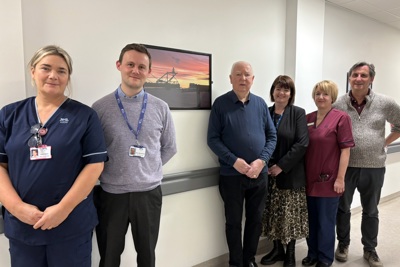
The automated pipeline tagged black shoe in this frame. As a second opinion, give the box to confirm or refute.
[302,257,317,266]
[260,240,285,265]
[283,239,296,267]
[315,262,331,267]
[247,261,258,267]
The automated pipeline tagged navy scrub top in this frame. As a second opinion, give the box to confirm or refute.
[0,97,107,245]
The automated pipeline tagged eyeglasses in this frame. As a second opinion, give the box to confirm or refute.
[28,123,47,147]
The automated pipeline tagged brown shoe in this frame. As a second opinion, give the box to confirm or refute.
[334,242,348,262]
[363,250,383,267]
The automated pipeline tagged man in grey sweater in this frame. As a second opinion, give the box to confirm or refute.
[92,43,177,267]
[333,62,400,267]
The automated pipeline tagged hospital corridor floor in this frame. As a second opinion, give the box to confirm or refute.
[195,194,400,267]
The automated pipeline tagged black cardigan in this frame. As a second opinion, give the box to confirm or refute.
[269,104,309,189]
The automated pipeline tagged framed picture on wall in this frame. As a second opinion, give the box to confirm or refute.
[144,44,212,110]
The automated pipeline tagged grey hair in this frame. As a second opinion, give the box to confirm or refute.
[348,61,375,79]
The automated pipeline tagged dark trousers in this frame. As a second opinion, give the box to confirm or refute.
[219,173,268,267]
[336,167,385,251]
[306,196,339,265]
[9,231,93,267]
[94,186,162,267]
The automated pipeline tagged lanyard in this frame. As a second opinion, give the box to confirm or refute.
[271,108,284,129]
[114,89,148,141]
[275,113,283,129]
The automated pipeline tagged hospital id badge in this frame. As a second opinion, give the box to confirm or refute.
[129,145,146,158]
[30,145,52,160]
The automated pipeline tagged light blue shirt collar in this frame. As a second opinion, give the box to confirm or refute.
[117,85,144,99]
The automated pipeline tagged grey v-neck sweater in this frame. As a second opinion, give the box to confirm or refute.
[334,90,400,168]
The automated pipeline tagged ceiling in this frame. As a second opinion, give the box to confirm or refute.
[326,0,400,30]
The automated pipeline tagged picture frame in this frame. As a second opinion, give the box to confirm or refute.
[144,44,212,110]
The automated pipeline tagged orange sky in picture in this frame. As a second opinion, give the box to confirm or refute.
[147,48,210,89]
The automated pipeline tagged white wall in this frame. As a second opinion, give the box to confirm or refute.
[322,3,400,99]
[290,0,326,113]
[0,1,27,265]
[2,1,400,266]
[0,0,25,107]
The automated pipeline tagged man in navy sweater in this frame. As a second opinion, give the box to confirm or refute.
[207,61,276,267]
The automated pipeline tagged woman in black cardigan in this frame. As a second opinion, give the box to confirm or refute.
[261,75,309,266]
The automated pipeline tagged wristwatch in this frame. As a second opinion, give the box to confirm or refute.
[260,159,266,166]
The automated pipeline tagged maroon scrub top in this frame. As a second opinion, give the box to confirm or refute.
[305,108,355,197]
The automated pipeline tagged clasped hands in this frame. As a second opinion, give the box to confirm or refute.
[12,202,69,231]
[233,158,264,179]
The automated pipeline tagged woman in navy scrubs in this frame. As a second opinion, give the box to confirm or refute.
[0,45,108,267]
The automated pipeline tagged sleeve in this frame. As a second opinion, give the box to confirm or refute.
[0,106,9,163]
[81,109,108,164]
[160,106,177,165]
[278,107,309,173]
[337,113,355,149]
[207,99,237,166]
[386,97,400,133]
[259,102,277,163]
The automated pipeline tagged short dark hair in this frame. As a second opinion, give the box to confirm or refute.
[118,43,152,68]
[348,62,375,79]
[269,75,296,106]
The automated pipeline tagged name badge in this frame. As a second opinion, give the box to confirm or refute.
[307,122,315,126]
[129,145,146,158]
[30,146,52,160]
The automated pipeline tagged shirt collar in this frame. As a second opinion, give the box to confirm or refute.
[349,89,370,103]
[229,90,251,103]
[117,85,144,99]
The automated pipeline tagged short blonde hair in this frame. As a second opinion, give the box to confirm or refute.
[29,45,73,96]
[312,80,338,103]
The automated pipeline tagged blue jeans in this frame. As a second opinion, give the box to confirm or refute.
[219,173,268,267]
[336,167,385,251]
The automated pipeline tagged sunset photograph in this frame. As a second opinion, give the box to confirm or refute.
[144,45,212,109]
[146,47,210,88]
